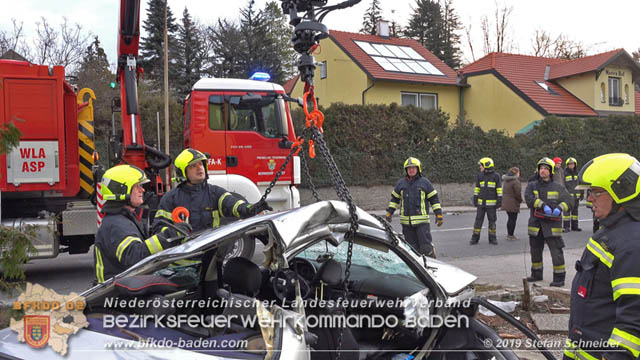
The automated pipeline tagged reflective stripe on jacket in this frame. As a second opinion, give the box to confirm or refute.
[566,210,640,360]
[386,176,442,226]
[524,179,572,238]
[565,167,583,199]
[152,182,249,233]
[474,170,502,207]
[94,208,166,283]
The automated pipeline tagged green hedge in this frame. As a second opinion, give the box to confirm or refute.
[292,103,640,186]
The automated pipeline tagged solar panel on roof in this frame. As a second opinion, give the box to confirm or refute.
[353,40,444,76]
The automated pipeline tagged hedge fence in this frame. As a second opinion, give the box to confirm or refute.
[291,103,640,187]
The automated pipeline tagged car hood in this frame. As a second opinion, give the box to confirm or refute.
[83,201,476,297]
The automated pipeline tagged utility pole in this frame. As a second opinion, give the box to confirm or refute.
[163,0,170,187]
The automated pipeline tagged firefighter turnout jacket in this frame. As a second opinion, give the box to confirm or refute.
[565,167,583,200]
[153,182,251,233]
[387,176,442,226]
[94,208,170,283]
[474,170,503,207]
[565,210,640,360]
[525,178,572,238]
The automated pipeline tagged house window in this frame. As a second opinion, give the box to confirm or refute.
[535,81,558,95]
[609,77,622,106]
[625,84,630,104]
[600,83,606,103]
[401,92,438,110]
[320,61,327,79]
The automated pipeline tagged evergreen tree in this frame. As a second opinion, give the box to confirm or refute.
[441,0,461,68]
[209,19,247,79]
[263,1,296,80]
[361,0,382,35]
[405,0,462,69]
[76,36,117,140]
[140,0,180,88]
[177,7,204,96]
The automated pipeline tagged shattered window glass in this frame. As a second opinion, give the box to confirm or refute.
[298,240,418,280]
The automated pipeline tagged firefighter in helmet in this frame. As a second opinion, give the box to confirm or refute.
[152,148,272,234]
[386,157,443,258]
[524,157,572,287]
[470,157,502,245]
[94,165,189,283]
[563,157,583,232]
[564,153,640,360]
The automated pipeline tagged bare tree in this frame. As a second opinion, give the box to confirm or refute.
[464,23,476,62]
[530,29,590,59]
[32,17,91,73]
[0,19,30,58]
[479,1,514,55]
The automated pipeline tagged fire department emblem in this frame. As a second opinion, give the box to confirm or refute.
[268,159,276,171]
[24,315,50,348]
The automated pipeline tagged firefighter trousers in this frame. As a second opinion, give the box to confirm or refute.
[402,223,434,257]
[529,232,566,276]
[472,206,497,242]
[563,198,580,230]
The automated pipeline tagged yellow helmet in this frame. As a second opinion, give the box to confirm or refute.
[478,157,494,169]
[575,153,640,204]
[174,148,208,182]
[566,157,578,167]
[537,157,555,175]
[404,157,422,174]
[100,165,149,201]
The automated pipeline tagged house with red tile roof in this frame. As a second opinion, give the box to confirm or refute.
[459,49,640,135]
[287,27,462,121]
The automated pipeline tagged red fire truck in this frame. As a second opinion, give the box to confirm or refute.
[184,77,300,211]
[0,59,99,259]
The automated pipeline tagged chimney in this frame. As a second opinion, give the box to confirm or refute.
[376,20,390,38]
[544,65,551,81]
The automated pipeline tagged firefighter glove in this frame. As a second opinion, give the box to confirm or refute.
[543,205,553,215]
[497,198,502,208]
[248,199,273,216]
[436,214,444,227]
[160,222,192,239]
[472,195,478,207]
[579,193,584,201]
[385,212,392,223]
[552,207,562,216]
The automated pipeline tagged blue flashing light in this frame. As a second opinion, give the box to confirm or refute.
[249,72,271,81]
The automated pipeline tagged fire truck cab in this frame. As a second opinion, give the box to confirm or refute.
[184,78,301,211]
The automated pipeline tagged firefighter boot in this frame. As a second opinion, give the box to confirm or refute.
[571,220,582,232]
[550,272,565,287]
[526,269,543,282]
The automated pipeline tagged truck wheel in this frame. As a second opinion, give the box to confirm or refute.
[222,235,256,264]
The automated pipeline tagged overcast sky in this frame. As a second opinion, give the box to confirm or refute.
[2,0,638,69]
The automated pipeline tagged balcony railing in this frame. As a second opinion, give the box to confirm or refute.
[609,97,624,107]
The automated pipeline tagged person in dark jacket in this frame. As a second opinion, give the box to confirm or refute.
[152,148,272,234]
[564,153,640,360]
[386,157,443,258]
[563,157,583,232]
[502,167,523,241]
[553,157,565,186]
[470,157,502,245]
[525,157,572,287]
[94,165,188,283]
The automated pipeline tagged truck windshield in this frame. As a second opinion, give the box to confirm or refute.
[229,94,288,138]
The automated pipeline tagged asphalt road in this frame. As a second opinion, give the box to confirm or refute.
[0,205,595,303]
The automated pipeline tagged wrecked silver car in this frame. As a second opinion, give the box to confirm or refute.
[0,201,555,359]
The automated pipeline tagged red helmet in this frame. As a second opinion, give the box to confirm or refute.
[553,157,562,165]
